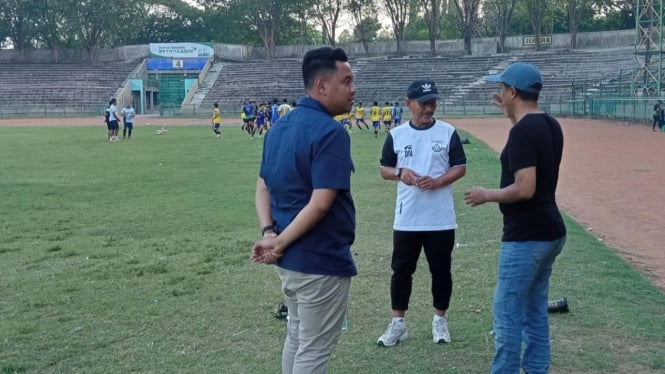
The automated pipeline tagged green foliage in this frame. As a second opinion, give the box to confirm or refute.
[0,0,639,50]
[404,16,429,41]
[0,123,663,373]
[353,17,382,42]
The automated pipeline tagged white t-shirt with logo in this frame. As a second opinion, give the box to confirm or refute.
[380,120,467,231]
[109,104,119,121]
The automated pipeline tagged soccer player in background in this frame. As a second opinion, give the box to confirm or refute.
[393,101,403,126]
[371,101,381,138]
[121,101,135,139]
[243,99,257,139]
[278,98,292,117]
[211,102,222,138]
[354,102,369,131]
[255,103,267,137]
[270,98,280,127]
[382,101,393,133]
[107,98,120,142]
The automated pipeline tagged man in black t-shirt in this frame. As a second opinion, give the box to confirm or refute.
[464,62,566,374]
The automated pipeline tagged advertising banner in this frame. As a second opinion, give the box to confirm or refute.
[149,43,214,58]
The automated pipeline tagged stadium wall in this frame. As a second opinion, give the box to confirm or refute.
[0,29,635,64]
[262,29,635,59]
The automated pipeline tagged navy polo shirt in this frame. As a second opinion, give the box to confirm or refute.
[259,96,357,277]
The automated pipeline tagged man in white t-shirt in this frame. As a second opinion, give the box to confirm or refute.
[107,98,120,142]
[377,79,467,347]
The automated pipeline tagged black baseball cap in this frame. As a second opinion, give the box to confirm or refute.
[407,79,441,103]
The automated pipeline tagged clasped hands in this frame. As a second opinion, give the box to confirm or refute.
[251,232,283,265]
[400,168,438,191]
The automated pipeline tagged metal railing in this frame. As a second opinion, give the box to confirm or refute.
[0,97,660,125]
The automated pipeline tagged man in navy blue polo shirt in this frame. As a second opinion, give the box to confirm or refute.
[252,46,357,374]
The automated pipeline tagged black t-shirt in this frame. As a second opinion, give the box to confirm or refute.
[499,113,566,241]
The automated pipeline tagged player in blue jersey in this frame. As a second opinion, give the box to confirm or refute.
[270,98,280,129]
[243,99,257,139]
[256,103,268,137]
[393,101,403,126]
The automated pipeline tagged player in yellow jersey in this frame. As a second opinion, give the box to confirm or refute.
[354,102,370,131]
[370,101,381,138]
[211,102,222,138]
[333,113,347,124]
[382,101,393,133]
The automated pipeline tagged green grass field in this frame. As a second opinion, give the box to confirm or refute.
[1,124,664,374]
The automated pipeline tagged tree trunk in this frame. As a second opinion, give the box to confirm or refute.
[568,0,578,49]
[464,33,472,55]
[498,33,507,53]
[52,44,60,63]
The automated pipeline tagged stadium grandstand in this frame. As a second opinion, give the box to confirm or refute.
[0,62,137,117]
[0,29,654,122]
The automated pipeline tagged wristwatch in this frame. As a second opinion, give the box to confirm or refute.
[262,224,277,235]
[394,167,402,178]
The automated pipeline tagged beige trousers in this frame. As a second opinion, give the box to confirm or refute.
[276,267,351,374]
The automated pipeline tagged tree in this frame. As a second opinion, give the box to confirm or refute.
[526,0,549,50]
[451,0,481,55]
[312,0,345,46]
[485,0,517,53]
[129,0,209,44]
[0,0,35,51]
[33,0,66,61]
[419,0,448,54]
[567,0,584,48]
[383,0,409,56]
[228,0,298,59]
[348,0,376,55]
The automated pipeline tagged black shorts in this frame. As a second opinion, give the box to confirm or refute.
[124,121,133,130]
[107,120,119,131]
[243,117,255,123]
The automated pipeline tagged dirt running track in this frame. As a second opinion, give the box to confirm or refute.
[452,117,665,292]
[1,116,664,291]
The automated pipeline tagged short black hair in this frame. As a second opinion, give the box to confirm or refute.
[302,47,349,89]
[503,83,540,102]
[214,102,219,108]
[109,98,116,105]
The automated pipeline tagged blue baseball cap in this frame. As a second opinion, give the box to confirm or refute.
[484,62,542,93]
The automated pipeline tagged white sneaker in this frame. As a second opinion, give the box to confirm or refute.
[432,315,451,343]
[377,320,408,347]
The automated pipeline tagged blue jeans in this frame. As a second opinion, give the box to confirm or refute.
[491,237,566,374]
